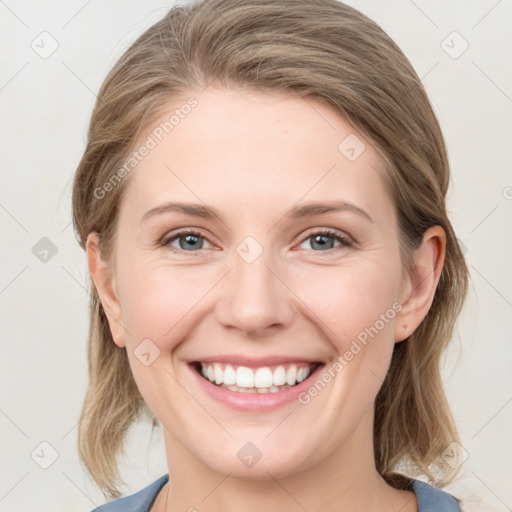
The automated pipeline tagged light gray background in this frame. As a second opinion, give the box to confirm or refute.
[0,1,511,511]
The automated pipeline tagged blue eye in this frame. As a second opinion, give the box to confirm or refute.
[162,230,212,251]
[299,230,353,251]
[161,229,353,253]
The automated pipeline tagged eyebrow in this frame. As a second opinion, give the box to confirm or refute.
[140,200,373,224]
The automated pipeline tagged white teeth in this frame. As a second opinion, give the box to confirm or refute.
[223,364,236,385]
[273,365,287,385]
[254,367,273,388]
[222,383,292,393]
[199,362,315,390]
[236,366,255,388]
[297,367,311,383]
[214,363,223,385]
[286,365,297,386]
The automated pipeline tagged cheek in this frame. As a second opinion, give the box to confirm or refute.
[117,256,222,348]
[292,262,402,412]
[118,262,206,413]
[292,260,401,353]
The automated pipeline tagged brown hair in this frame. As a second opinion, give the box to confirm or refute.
[72,0,469,499]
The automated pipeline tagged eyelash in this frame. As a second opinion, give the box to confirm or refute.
[160,228,354,254]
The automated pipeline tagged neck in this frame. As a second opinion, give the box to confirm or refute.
[158,412,417,512]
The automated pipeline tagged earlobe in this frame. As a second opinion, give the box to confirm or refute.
[86,232,126,348]
[394,226,446,343]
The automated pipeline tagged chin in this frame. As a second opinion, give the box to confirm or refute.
[201,442,314,482]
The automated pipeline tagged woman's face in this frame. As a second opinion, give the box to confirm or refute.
[89,88,421,480]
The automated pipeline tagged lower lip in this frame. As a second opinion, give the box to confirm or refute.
[189,363,325,412]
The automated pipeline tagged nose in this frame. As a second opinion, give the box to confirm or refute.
[215,245,296,336]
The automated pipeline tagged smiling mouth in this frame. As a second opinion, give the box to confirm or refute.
[190,361,323,393]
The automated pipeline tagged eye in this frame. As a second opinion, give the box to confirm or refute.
[298,229,354,252]
[161,229,213,252]
[161,228,354,254]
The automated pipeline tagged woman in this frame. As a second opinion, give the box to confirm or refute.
[71,0,469,510]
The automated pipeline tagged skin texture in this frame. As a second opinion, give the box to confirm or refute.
[87,88,445,512]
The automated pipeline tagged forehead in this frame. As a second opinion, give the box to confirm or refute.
[120,88,393,225]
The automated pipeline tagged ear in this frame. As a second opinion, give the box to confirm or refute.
[86,232,126,348]
[394,225,446,343]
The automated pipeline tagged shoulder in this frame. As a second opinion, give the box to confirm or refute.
[413,479,462,512]
[90,474,169,512]
[89,474,460,512]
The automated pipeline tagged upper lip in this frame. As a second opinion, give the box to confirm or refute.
[189,355,323,368]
